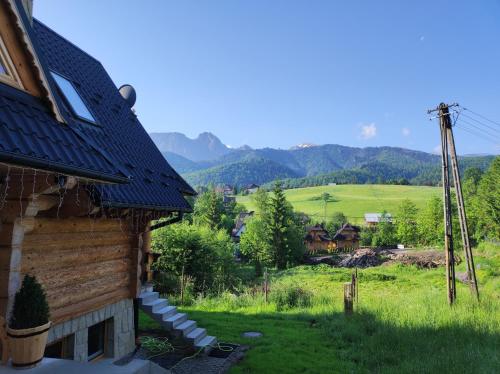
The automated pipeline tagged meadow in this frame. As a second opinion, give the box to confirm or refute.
[236,184,442,223]
[140,243,500,374]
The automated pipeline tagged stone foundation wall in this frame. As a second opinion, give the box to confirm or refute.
[47,298,135,362]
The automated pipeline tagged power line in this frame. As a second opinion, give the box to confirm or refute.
[454,123,499,145]
[456,118,500,140]
[454,110,500,134]
[462,107,500,128]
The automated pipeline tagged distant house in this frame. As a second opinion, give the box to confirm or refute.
[332,224,361,250]
[244,184,260,194]
[365,213,393,226]
[215,184,234,195]
[231,211,255,242]
[304,224,335,254]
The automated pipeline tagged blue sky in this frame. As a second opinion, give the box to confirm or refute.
[35,1,500,154]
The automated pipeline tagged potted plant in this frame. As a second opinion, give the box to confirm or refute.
[7,275,51,369]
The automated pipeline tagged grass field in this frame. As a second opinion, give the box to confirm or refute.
[236,184,442,223]
[139,243,500,373]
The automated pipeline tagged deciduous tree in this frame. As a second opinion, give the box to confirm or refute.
[396,199,419,246]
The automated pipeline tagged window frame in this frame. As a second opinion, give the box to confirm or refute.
[0,35,24,90]
[87,320,106,362]
[50,70,98,125]
[44,334,75,360]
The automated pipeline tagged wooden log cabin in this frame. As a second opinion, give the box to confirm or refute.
[0,0,195,362]
[304,224,335,254]
[332,223,361,250]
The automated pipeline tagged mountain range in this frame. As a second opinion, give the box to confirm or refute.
[149,132,232,162]
[150,132,495,188]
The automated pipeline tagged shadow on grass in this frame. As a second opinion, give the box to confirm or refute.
[161,309,500,374]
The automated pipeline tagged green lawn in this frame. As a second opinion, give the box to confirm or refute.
[236,184,441,223]
[139,243,500,373]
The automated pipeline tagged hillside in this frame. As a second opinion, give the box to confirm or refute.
[266,155,496,189]
[183,156,300,186]
[237,184,442,223]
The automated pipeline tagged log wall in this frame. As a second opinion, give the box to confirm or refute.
[20,217,136,324]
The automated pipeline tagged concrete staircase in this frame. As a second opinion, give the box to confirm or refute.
[138,285,217,353]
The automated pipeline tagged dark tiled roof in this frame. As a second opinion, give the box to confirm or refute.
[0,17,195,211]
[332,223,361,240]
[0,70,126,183]
[305,224,327,232]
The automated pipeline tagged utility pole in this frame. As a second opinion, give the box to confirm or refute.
[428,103,479,304]
[439,103,456,304]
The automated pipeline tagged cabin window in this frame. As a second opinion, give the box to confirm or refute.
[50,71,96,123]
[87,320,106,361]
[44,334,75,360]
[0,36,23,89]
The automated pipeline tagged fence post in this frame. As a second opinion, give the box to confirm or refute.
[344,282,353,315]
[264,268,269,304]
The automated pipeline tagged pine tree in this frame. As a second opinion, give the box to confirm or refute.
[269,182,289,269]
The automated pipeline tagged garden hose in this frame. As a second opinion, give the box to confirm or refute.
[140,335,236,366]
[139,336,175,359]
[213,342,235,352]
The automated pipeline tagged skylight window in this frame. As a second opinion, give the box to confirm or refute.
[51,71,96,123]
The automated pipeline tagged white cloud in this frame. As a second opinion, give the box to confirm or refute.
[360,123,377,140]
[432,145,441,154]
[402,128,411,137]
[420,36,425,42]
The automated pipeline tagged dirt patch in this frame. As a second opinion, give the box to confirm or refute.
[385,250,461,269]
[305,248,456,269]
[338,248,383,268]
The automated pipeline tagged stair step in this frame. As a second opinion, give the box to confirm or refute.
[155,306,177,321]
[186,328,207,345]
[163,313,187,329]
[138,291,159,305]
[176,320,197,336]
[195,335,217,351]
[138,286,218,353]
[143,298,168,313]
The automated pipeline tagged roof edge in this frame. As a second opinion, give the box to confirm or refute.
[7,0,65,123]
[0,151,130,184]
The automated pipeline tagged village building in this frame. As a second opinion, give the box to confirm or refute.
[243,184,260,194]
[215,184,234,195]
[304,224,335,254]
[231,211,254,243]
[364,213,393,226]
[0,0,214,366]
[332,223,361,250]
